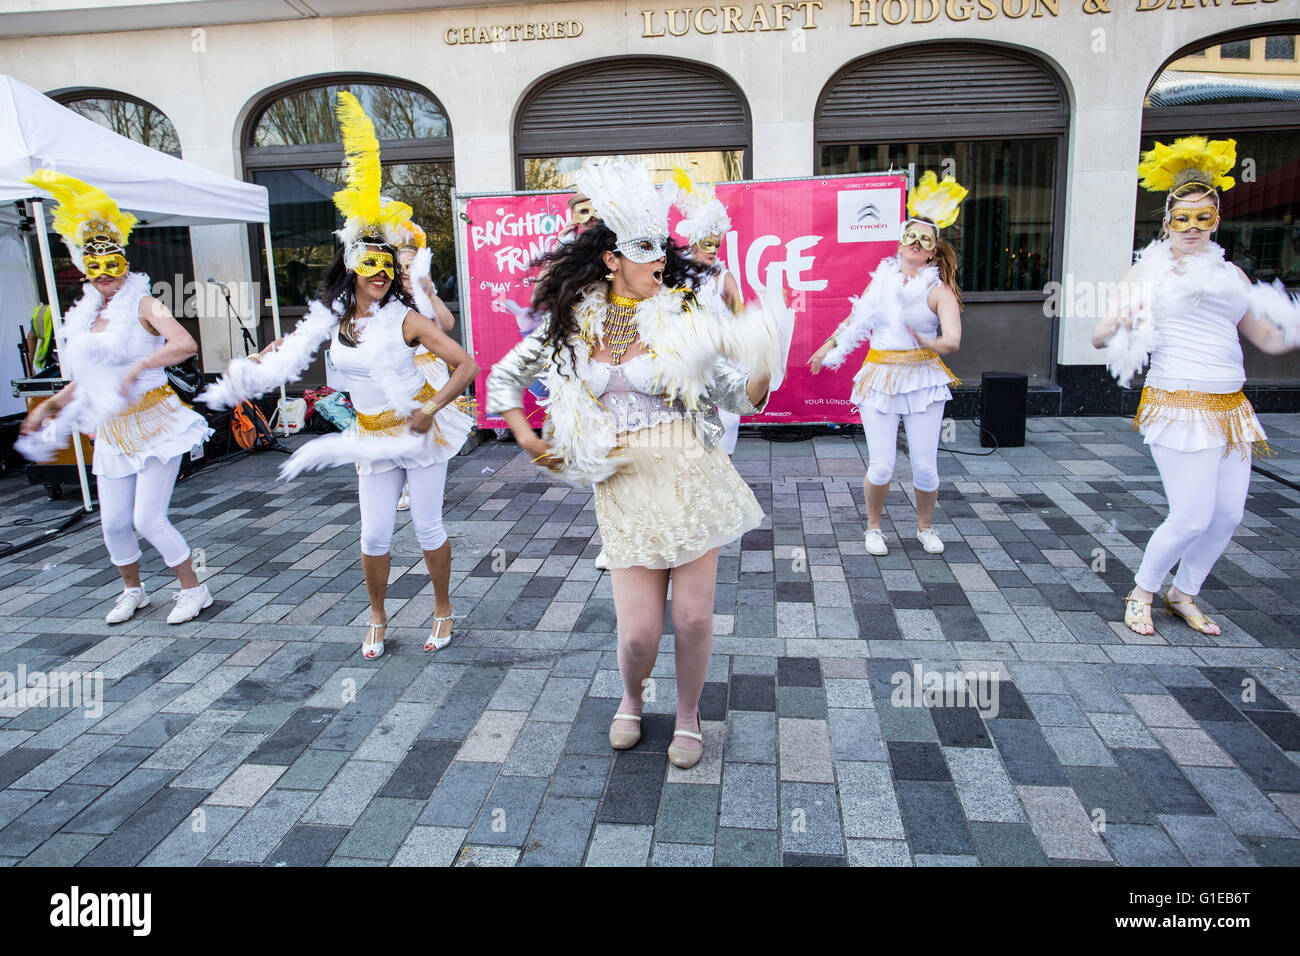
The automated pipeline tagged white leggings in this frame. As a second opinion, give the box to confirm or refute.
[358,462,449,557]
[860,401,946,492]
[96,455,191,568]
[1134,443,1252,596]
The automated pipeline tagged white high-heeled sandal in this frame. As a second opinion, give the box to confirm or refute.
[425,608,453,652]
[362,622,386,661]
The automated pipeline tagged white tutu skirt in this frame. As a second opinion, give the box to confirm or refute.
[93,385,213,479]
[852,353,956,416]
[1135,386,1268,457]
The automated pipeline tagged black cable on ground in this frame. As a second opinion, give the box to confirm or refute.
[941,417,1000,457]
[0,505,90,560]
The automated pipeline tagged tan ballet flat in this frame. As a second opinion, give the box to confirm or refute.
[668,717,704,769]
[609,712,642,750]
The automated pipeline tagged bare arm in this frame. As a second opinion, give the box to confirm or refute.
[915,286,962,355]
[120,296,199,397]
[403,310,478,435]
[722,272,742,314]
[19,381,76,434]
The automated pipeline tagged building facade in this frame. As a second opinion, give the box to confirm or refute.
[2,0,1296,413]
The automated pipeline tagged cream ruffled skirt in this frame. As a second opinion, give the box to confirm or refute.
[594,417,763,570]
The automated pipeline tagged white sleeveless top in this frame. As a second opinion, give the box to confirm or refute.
[869,273,941,351]
[1144,250,1249,394]
[329,326,426,414]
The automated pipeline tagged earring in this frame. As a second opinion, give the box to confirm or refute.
[604,272,615,281]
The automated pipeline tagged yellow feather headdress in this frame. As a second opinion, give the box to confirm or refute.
[671,167,731,246]
[1137,136,1236,196]
[23,169,136,272]
[333,91,411,266]
[906,171,968,231]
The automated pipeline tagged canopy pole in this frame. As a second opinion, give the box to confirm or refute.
[31,199,92,513]
[262,221,287,410]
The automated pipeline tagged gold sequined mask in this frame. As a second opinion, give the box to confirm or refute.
[571,201,596,224]
[1167,207,1219,233]
[84,253,129,279]
[697,237,722,255]
[900,226,937,251]
[355,250,395,279]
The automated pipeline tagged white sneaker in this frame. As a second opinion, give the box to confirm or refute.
[397,483,410,511]
[916,528,945,554]
[864,529,888,556]
[106,588,148,624]
[594,549,610,571]
[167,584,213,624]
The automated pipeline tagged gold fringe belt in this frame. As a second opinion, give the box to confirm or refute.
[355,381,453,446]
[1134,387,1271,458]
[100,383,183,454]
[415,352,458,374]
[853,348,961,400]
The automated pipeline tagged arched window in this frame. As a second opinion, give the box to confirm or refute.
[1139,27,1300,286]
[514,57,751,188]
[242,76,456,315]
[816,44,1069,383]
[817,44,1068,295]
[42,90,194,319]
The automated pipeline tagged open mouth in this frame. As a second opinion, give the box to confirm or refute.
[652,268,664,283]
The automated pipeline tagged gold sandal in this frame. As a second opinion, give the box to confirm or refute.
[1123,589,1154,636]
[1163,592,1219,635]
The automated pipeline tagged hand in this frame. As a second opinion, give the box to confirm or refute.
[521,434,564,472]
[408,407,435,435]
[119,361,143,399]
[19,405,47,436]
[807,342,831,375]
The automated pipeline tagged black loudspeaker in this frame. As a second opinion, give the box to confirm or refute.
[980,371,1028,448]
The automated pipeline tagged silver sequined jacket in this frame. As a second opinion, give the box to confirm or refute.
[486,326,767,452]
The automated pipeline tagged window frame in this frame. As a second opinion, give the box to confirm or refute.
[239,73,455,319]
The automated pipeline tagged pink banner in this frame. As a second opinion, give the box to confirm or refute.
[463,174,907,428]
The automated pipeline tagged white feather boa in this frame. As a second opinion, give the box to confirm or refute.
[198,299,339,409]
[408,247,437,319]
[823,258,936,369]
[1106,240,1246,388]
[537,283,794,486]
[278,431,433,481]
[15,274,151,463]
[352,299,423,416]
[1249,279,1300,349]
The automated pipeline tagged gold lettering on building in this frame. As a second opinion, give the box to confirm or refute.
[642,2,821,36]
[444,19,584,43]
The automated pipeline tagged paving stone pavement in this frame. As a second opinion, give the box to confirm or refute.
[1,414,1299,867]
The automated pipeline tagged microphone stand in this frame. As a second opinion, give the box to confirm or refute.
[207,279,289,456]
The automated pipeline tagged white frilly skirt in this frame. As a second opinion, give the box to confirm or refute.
[93,383,213,479]
[853,360,955,416]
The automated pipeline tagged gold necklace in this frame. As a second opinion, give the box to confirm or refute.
[602,293,642,365]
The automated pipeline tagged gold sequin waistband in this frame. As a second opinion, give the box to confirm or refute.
[1134,387,1271,458]
[356,382,437,433]
[863,347,942,366]
[100,383,183,454]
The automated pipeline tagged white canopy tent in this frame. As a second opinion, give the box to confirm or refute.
[0,74,283,511]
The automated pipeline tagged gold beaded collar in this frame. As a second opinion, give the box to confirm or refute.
[599,293,645,365]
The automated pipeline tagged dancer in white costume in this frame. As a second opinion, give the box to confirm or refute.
[18,172,214,625]
[488,158,794,769]
[200,93,478,660]
[808,171,966,556]
[673,168,744,455]
[1092,136,1300,637]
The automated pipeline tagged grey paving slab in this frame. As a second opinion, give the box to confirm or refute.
[1,420,1298,867]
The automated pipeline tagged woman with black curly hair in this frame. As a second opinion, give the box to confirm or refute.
[200,92,477,661]
[487,158,793,769]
